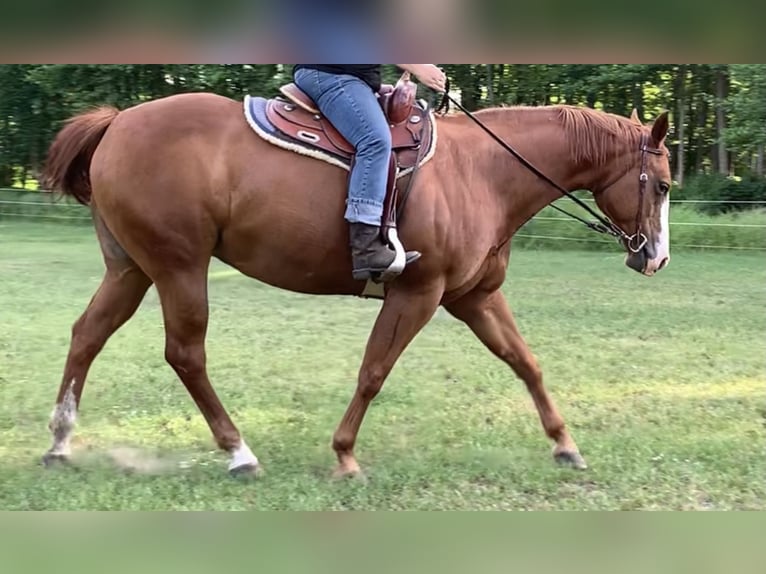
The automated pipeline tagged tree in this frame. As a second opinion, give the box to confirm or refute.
[1,64,764,191]
[673,65,688,186]
[724,65,766,177]
[714,65,730,175]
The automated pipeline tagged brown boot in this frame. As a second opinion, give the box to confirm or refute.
[349,223,420,281]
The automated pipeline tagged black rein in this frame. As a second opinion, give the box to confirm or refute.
[435,82,664,250]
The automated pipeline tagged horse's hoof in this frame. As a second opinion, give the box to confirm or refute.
[229,462,261,479]
[332,465,366,482]
[333,470,367,484]
[554,450,588,470]
[42,452,71,468]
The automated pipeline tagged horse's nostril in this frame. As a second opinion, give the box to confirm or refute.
[658,257,669,271]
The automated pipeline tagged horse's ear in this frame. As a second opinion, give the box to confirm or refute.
[630,108,642,125]
[651,111,670,144]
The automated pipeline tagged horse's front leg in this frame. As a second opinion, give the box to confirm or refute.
[332,282,444,478]
[446,288,587,469]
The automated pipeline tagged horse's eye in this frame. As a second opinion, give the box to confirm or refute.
[658,182,670,195]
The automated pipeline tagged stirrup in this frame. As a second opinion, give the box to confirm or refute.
[376,227,408,283]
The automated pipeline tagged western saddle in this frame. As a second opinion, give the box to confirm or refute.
[273,71,431,172]
[244,71,436,288]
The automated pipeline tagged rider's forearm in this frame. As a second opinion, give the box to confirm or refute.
[395,65,447,92]
[396,65,427,76]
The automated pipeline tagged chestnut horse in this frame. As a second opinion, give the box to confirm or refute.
[42,92,671,478]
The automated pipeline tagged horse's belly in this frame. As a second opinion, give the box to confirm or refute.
[221,252,363,296]
[215,203,363,296]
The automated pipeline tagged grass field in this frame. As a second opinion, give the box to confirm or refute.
[0,222,764,510]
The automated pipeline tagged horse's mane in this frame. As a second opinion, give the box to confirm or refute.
[468,104,645,168]
[556,105,643,167]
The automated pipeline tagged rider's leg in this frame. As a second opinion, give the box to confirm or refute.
[294,68,419,280]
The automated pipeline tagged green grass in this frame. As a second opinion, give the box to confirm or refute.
[0,221,764,510]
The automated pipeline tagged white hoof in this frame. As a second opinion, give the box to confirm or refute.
[46,382,77,464]
[228,441,260,476]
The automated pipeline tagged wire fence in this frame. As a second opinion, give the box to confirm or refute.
[564,198,766,205]
[532,216,766,229]
[514,233,766,251]
[2,191,766,251]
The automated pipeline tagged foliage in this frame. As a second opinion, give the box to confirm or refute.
[723,65,766,169]
[676,173,766,214]
[1,64,765,189]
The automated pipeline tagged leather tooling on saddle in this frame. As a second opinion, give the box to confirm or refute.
[243,79,437,178]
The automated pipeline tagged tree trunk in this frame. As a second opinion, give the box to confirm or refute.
[0,115,12,187]
[693,66,711,173]
[485,64,495,106]
[685,88,696,176]
[0,164,12,187]
[632,81,644,121]
[757,144,764,177]
[715,66,729,175]
[694,96,708,173]
[674,65,687,187]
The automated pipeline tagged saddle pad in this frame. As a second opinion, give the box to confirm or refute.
[244,95,355,172]
[243,95,439,178]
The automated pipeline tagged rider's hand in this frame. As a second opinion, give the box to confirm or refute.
[398,65,447,93]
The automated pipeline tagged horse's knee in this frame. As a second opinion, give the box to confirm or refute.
[523,361,543,385]
[357,365,386,402]
[500,347,542,384]
[165,339,205,378]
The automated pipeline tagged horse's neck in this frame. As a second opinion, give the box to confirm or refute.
[476,108,600,236]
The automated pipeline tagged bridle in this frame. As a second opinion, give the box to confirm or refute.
[436,86,665,253]
[628,133,665,253]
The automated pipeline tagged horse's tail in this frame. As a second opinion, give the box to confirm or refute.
[42,106,120,206]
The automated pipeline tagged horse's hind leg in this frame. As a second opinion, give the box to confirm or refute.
[446,289,587,470]
[153,268,259,476]
[43,262,152,465]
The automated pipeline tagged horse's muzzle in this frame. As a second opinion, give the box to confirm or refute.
[625,249,647,274]
[625,242,669,276]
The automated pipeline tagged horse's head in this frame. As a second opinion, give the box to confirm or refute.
[593,110,672,276]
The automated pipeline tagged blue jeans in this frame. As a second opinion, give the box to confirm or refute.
[294,68,391,226]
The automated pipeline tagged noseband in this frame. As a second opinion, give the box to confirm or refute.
[438,87,665,251]
[627,134,665,253]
